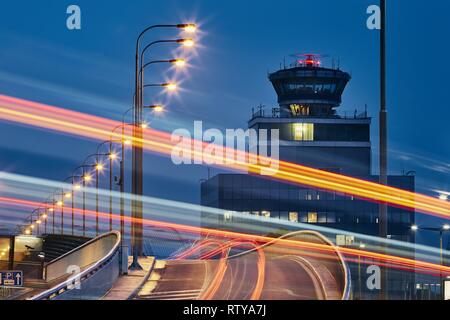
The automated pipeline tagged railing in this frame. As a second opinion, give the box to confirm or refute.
[30,231,121,300]
[250,107,369,120]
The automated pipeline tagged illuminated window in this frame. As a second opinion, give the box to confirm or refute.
[290,104,309,116]
[289,212,298,222]
[224,211,233,221]
[261,211,271,218]
[307,212,318,223]
[293,123,314,141]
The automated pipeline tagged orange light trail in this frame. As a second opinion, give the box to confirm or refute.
[0,95,449,218]
[180,240,265,300]
[1,195,449,277]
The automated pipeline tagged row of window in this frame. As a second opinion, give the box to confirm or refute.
[221,187,353,201]
[225,211,335,223]
[286,83,337,94]
[223,210,413,224]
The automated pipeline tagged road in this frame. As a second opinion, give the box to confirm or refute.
[135,231,348,300]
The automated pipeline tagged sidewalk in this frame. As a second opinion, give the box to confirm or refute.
[101,256,155,300]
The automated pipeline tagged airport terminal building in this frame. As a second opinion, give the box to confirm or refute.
[200,55,416,299]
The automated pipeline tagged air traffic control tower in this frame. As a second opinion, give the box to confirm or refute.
[201,55,415,299]
[250,54,370,175]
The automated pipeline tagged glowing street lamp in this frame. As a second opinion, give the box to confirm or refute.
[163,82,178,91]
[153,105,164,113]
[179,38,195,47]
[172,58,186,68]
[109,152,117,160]
[179,23,197,33]
[95,163,104,171]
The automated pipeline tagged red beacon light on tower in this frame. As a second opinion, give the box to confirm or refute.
[292,53,324,68]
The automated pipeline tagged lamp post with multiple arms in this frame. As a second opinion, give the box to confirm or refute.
[411,223,450,297]
[131,23,195,270]
[17,23,197,272]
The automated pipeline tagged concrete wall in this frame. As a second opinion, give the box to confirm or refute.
[45,233,118,282]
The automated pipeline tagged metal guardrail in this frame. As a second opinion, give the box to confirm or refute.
[29,231,121,300]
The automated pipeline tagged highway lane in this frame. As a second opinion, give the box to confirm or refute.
[136,231,348,300]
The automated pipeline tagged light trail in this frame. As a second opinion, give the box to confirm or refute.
[197,241,229,300]
[1,170,449,265]
[0,194,449,277]
[0,95,449,218]
[179,239,265,300]
[1,171,433,256]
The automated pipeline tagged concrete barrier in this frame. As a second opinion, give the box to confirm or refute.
[30,231,121,300]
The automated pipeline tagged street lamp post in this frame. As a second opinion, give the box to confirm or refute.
[110,122,131,242]
[110,106,163,243]
[379,0,389,300]
[72,160,100,237]
[411,224,450,298]
[62,176,76,236]
[97,141,118,233]
[131,23,196,270]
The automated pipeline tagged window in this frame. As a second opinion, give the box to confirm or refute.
[327,212,336,223]
[280,211,289,220]
[224,211,233,222]
[289,212,298,223]
[299,212,308,223]
[293,123,314,141]
[0,238,10,262]
[290,104,309,116]
[307,212,318,223]
[318,212,327,223]
[261,211,271,218]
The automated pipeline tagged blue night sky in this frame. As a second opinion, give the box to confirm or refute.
[0,0,449,245]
